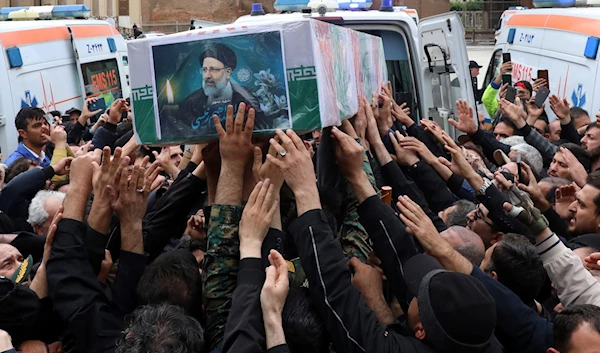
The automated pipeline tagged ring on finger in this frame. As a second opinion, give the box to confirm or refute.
[279,149,287,157]
[136,188,144,194]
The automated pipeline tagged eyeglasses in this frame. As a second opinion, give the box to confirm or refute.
[202,67,226,74]
[475,206,494,227]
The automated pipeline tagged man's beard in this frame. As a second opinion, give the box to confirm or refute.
[204,75,229,98]
[588,145,600,160]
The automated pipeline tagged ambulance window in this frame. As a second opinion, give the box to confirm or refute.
[80,59,123,104]
[360,29,418,120]
[484,49,503,88]
[122,56,129,67]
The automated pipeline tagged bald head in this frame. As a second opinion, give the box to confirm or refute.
[440,226,485,266]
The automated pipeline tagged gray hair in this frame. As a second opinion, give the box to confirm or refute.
[27,190,65,227]
[442,226,485,266]
[445,200,477,227]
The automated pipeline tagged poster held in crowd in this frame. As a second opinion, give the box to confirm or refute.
[150,31,291,141]
[129,19,387,145]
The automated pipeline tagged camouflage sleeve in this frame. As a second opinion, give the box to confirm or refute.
[338,148,377,263]
[202,204,243,352]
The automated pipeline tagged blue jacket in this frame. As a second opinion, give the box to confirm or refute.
[4,143,50,168]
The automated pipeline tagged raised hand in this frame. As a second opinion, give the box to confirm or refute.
[185,209,206,240]
[92,147,124,201]
[526,97,545,121]
[549,95,571,122]
[261,250,290,316]
[560,147,588,188]
[267,129,320,215]
[396,195,440,251]
[391,102,413,127]
[499,62,512,74]
[378,88,393,130]
[555,184,577,221]
[51,156,73,176]
[215,103,255,169]
[351,96,368,144]
[152,147,179,179]
[450,99,477,135]
[419,119,444,144]
[267,129,316,195]
[29,206,63,299]
[49,124,67,148]
[239,179,278,259]
[439,133,476,179]
[499,97,526,128]
[330,123,365,182]
[75,141,93,157]
[584,252,600,271]
[398,136,438,165]
[253,144,285,191]
[532,78,547,93]
[388,131,419,167]
[517,162,550,211]
[81,97,103,123]
[106,158,150,221]
[108,98,129,125]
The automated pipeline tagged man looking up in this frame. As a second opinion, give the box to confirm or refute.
[5,108,50,167]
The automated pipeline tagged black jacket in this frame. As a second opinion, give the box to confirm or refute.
[289,207,440,353]
[0,167,54,232]
[47,219,148,353]
[379,161,447,233]
[222,258,290,353]
[143,163,207,261]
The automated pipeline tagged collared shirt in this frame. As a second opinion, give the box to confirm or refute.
[22,145,46,164]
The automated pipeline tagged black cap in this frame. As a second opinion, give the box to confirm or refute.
[65,107,81,115]
[469,60,483,69]
[199,43,237,70]
[404,254,496,352]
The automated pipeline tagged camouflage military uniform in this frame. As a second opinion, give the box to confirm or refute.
[203,204,242,352]
[338,148,378,263]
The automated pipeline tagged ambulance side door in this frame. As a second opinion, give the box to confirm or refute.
[416,12,476,138]
[68,25,126,109]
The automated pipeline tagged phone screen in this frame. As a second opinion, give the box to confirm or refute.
[503,52,511,63]
[537,70,549,88]
[535,87,550,108]
[502,74,512,86]
[45,114,55,125]
[506,86,517,103]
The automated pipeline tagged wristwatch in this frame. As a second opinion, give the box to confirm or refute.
[476,178,493,196]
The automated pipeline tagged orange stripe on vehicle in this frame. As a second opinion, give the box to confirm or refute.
[404,9,417,14]
[545,15,600,37]
[69,25,120,38]
[505,14,549,27]
[0,26,69,47]
[506,14,600,37]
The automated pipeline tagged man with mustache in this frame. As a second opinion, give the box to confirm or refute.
[180,43,265,134]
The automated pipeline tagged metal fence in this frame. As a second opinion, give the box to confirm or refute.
[127,21,193,34]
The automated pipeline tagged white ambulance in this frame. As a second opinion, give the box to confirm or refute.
[0,5,130,162]
[238,0,476,138]
[485,0,600,120]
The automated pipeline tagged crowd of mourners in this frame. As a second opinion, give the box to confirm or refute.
[1,60,600,353]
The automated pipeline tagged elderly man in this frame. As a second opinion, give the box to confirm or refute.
[27,190,64,236]
[440,226,485,266]
[180,43,265,133]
